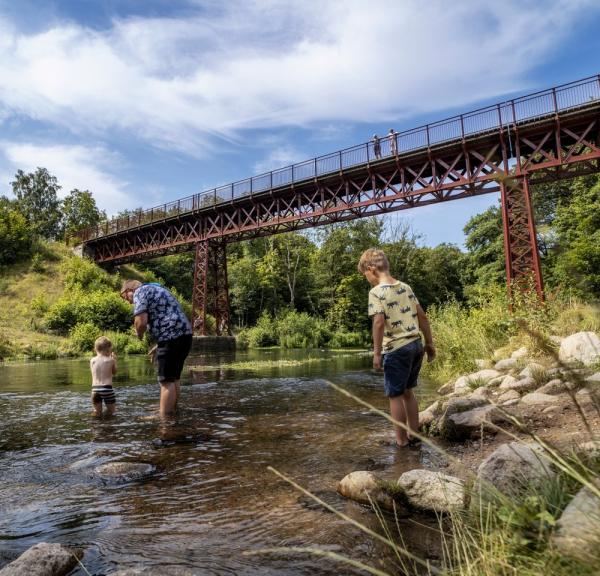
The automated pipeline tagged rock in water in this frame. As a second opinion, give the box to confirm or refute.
[397,469,464,513]
[337,471,393,510]
[559,332,600,366]
[0,543,82,576]
[553,486,600,562]
[472,442,555,504]
[94,462,155,483]
[110,569,196,576]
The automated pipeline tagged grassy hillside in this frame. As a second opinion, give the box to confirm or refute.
[0,242,182,360]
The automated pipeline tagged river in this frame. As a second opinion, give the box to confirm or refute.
[0,348,440,575]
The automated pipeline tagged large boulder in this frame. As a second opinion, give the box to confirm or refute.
[441,406,503,441]
[472,442,555,503]
[454,370,501,393]
[553,486,600,562]
[397,469,464,513]
[0,543,82,576]
[337,471,393,510]
[94,462,155,483]
[559,332,600,366]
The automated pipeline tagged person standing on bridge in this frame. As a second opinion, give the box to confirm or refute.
[120,280,193,417]
[372,134,382,159]
[388,128,398,156]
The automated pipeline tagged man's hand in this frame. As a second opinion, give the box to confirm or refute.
[424,343,436,363]
[147,345,157,364]
[373,351,383,372]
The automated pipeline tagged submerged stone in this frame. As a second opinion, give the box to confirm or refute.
[94,462,155,483]
[0,542,82,576]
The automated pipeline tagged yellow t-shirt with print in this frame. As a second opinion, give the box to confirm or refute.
[368,281,421,353]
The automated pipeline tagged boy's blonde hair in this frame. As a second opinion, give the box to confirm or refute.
[357,248,389,273]
[94,336,112,354]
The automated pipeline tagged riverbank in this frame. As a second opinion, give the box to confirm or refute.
[335,330,600,575]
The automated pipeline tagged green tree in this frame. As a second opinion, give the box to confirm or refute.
[61,189,105,240]
[11,168,62,239]
[0,197,33,264]
[552,176,600,297]
[463,205,505,287]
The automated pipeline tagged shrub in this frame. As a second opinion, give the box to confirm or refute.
[0,276,9,296]
[45,289,132,333]
[277,310,331,349]
[69,322,101,353]
[31,294,49,316]
[328,330,369,349]
[30,253,45,273]
[104,329,148,354]
[245,312,278,347]
[0,203,32,264]
[61,257,116,291]
[0,335,13,358]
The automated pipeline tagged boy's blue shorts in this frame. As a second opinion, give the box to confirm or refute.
[383,339,424,397]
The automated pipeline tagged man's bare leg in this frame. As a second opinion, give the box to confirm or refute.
[402,389,419,440]
[174,381,181,409]
[389,395,409,446]
[160,381,178,416]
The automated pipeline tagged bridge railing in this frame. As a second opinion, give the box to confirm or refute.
[75,75,600,243]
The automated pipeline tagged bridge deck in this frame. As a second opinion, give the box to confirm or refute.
[75,75,600,245]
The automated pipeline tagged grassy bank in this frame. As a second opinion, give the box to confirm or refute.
[0,242,172,360]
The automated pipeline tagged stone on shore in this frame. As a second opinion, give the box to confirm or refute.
[437,381,455,395]
[453,370,501,393]
[499,376,537,393]
[472,442,555,503]
[511,346,528,360]
[497,389,520,403]
[586,372,600,383]
[519,362,545,378]
[494,357,518,371]
[418,401,440,427]
[536,379,572,395]
[553,486,600,562]
[441,405,502,441]
[559,331,600,366]
[94,462,155,483]
[0,543,82,576]
[337,471,393,510]
[397,469,464,513]
[520,392,558,406]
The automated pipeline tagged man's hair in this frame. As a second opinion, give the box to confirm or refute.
[120,279,142,292]
[357,248,390,273]
[94,336,112,354]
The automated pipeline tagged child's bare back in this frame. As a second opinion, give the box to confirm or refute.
[91,336,117,416]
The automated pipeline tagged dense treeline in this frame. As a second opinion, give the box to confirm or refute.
[1,167,599,357]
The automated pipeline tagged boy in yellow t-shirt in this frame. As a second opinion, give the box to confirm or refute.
[358,248,436,448]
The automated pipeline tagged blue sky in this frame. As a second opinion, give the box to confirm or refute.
[1,0,599,246]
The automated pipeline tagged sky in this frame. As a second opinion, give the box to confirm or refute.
[1,0,599,247]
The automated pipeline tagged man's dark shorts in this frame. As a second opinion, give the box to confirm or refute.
[383,338,424,398]
[156,334,193,383]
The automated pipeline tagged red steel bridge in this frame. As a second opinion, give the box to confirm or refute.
[75,75,600,335]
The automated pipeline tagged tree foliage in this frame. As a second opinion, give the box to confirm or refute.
[11,168,62,239]
[0,197,33,264]
[61,189,105,240]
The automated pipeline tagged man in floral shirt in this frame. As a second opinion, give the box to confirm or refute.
[121,280,192,416]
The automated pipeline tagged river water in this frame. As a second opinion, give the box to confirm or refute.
[0,349,440,575]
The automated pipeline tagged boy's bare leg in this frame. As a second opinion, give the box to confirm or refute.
[402,389,419,439]
[92,395,102,417]
[389,395,409,446]
[160,381,178,416]
[106,403,116,416]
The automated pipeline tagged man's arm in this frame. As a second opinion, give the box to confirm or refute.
[416,304,436,362]
[134,312,149,339]
[372,313,385,371]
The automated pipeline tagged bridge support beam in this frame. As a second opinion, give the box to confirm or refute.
[191,239,231,336]
[500,174,544,301]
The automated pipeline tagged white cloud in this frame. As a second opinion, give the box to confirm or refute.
[253,145,305,174]
[0,142,132,214]
[0,0,596,157]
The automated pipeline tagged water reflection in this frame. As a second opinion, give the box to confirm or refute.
[0,349,438,574]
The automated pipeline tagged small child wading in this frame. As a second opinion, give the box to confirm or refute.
[358,249,436,448]
[90,336,117,416]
